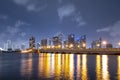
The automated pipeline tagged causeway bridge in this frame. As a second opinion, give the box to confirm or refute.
[38,48,120,55]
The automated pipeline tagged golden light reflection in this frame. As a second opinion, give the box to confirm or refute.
[21,54,32,78]
[50,54,55,76]
[38,53,44,77]
[77,55,81,80]
[96,55,102,80]
[81,54,88,80]
[61,54,65,77]
[43,53,51,78]
[102,55,110,80]
[117,56,120,80]
[69,54,74,80]
[54,54,61,80]
[64,54,70,79]
[37,53,90,79]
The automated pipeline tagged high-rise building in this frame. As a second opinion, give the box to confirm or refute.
[80,35,86,49]
[91,38,102,49]
[37,43,40,49]
[29,36,35,49]
[41,39,47,49]
[52,36,62,48]
[68,34,75,48]
[63,40,68,48]
[106,44,113,48]
[74,35,86,49]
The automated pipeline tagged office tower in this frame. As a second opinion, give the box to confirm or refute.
[68,34,75,48]
[29,36,35,49]
[91,38,102,49]
[41,39,47,49]
[52,36,62,48]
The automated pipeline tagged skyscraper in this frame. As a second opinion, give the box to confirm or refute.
[41,39,47,49]
[52,36,62,48]
[68,34,75,48]
[29,36,35,49]
[91,38,102,49]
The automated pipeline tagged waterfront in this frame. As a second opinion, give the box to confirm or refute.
[0,53,120,80]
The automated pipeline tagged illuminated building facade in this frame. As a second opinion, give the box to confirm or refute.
[52,36,62,48]
[68,34,75,48]
[75,35,86,49]
[63,40,69,48]
[29,36,35,49]
[41,39,47,49]
[80,35,86,49]
[91,38,102,49]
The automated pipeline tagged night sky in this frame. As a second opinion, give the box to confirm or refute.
[0,0,120,48]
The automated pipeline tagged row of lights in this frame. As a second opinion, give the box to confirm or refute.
[41,43,86,49]
[40,41,120,49]
[97,41,120,47]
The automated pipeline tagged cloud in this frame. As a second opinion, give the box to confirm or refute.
[96,27,110,32]
[0,20,29,48]
[13,0,29,5]
[6,20,29,36]
[27,4,47,12]
[96,20,120,37]
[7,26,20,35]
[110,21,120,37]
[73,12,86,26]
[58,0,63,4]
[57,3,75,20]
[13,0,47,12]
[19,32,26,37]
[0,15,8,20]
[57,3,86,26]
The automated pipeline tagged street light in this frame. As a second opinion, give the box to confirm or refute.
[82,43,86,48]
[69,44,73,48]
[96,44,100,47]
[118,42,120,48]
[102,41,107,45]
[118,42,120,46]
[102,41,107,48]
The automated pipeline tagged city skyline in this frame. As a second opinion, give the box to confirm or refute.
[0,0,120,48]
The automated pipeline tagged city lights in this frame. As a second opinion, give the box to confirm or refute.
[96,44,100,47]
[69,44,73,48]
[102,41,107,45]
[82,43,86,47]
[118,42,120,46]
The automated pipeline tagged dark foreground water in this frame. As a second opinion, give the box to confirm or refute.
[0,53,119,80]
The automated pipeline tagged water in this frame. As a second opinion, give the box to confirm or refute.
[0,53,119,80]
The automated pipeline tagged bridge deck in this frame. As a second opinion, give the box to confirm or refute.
[38,48,120,55]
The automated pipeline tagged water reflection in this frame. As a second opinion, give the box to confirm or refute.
[81,54,88,80]
[37,53,89,79]
[77,55,81,80]
[21,54,33,78]
[41,53,51,78]
[96,55,102,80]
[102,55,110,80]
[0,53,119,79]
[117,56,120,80]
[54,54,61,80]
[19,53,111,80]
[69,54,74,80]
